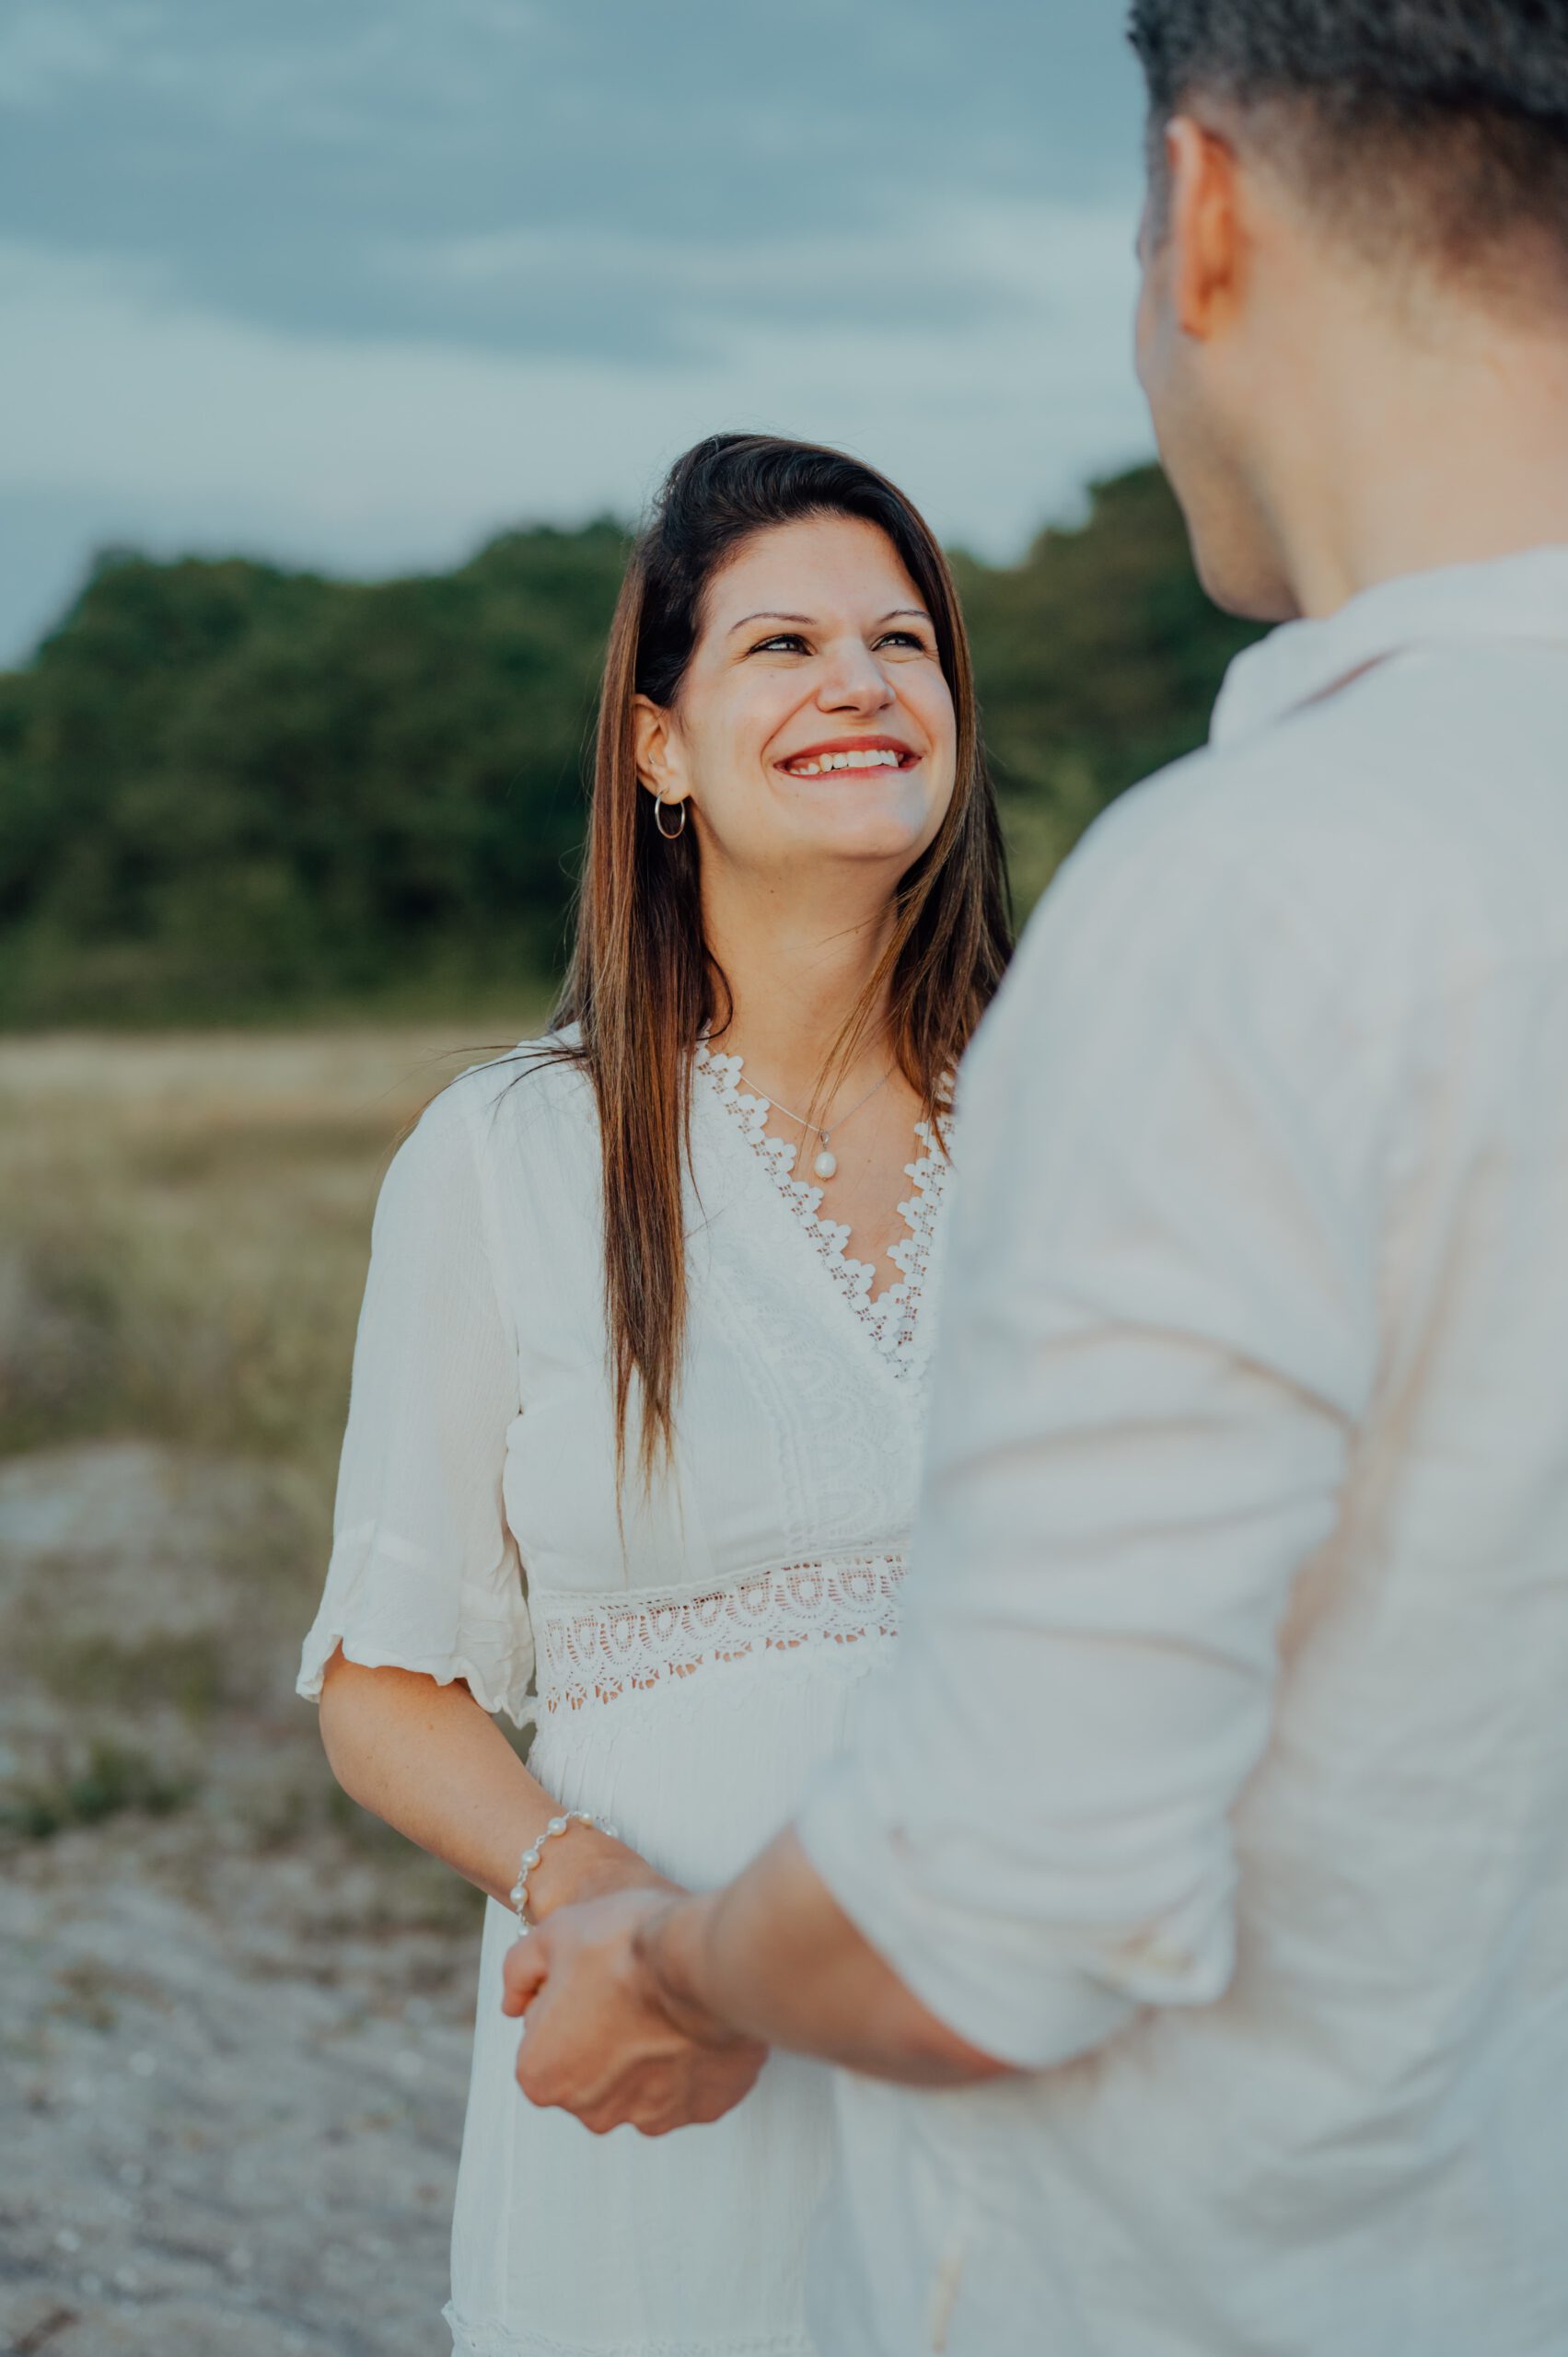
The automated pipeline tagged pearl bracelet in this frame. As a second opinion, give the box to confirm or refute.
[509,1810,620,1937]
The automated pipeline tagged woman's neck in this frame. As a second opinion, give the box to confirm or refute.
[702,868,898,1108]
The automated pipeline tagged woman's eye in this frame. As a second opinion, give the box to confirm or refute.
[746,628,929,656]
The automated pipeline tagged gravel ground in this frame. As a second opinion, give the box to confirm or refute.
[1,1443,494,2357]
[2,1831,480,2357]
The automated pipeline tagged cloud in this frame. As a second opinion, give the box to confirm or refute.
[0,194,1154,661]
[372,209,1051,368]
[0,2,1156,660]
[0,0,1146,355]
[0,5,129,108]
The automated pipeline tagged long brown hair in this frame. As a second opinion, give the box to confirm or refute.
[550,433,1011,1482]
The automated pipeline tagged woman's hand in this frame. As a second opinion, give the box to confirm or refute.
[502,1888,767,2137]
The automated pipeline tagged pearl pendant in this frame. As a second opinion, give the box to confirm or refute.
[813,1146,838,1180]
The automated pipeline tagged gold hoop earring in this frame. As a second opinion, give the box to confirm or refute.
[654,794,688,841]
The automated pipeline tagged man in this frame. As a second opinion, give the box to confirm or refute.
[505,5,1568,2350]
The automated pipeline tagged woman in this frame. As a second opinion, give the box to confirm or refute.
[297,431,1011,2356]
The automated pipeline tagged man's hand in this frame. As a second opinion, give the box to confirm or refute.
[502,1888,768,2137]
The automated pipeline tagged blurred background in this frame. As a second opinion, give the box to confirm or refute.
[0,5,1260,2351]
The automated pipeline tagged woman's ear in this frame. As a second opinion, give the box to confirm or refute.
[633,695,689,810]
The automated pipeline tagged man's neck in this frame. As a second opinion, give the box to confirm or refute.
[1257,296,1568,620]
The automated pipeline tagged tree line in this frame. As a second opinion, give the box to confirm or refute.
[0,465,1260,1027]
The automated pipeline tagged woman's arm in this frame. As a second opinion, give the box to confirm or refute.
[319,1644,771,2130]
[316,1644,668,1920]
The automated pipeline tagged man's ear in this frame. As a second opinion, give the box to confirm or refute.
[632,695,688,809]
[1164,114,1246,341]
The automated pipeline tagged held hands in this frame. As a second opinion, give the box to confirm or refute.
[502,1887,767,2138]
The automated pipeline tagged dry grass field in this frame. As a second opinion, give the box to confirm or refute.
[0,1020,546,2357]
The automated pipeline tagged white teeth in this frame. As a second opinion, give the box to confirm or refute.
[785,748,903,775]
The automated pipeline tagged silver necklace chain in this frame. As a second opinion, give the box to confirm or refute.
[753,1062,895,1179]
[761,1063,892,1141]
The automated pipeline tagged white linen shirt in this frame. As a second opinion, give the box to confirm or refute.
[796,549,1568,2357]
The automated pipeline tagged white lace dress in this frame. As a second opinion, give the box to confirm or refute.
[296,1037,953,2357]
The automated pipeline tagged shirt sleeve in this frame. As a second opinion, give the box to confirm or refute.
[796,790,1388,2069]
[296,1074,536,1726]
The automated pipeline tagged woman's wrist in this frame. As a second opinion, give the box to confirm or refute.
[521,1823,677,1923]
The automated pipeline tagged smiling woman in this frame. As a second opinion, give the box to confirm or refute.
[641,517,952,876]
[296,434,1011,2357]
[575,437,1009,1479]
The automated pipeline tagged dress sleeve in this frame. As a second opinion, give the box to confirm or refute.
[296,1075,536,1726]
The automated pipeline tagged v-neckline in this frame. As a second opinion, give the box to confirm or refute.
[694,1042,951,1381]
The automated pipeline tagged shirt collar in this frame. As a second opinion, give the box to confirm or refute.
[1210,544,1568,749]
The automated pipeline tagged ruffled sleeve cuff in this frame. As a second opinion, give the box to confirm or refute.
[296,1522,538,1729]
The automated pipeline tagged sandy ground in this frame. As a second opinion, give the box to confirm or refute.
[1,1446,491,2357]
[3,1826,478,2357]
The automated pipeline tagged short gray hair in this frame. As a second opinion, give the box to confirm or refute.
[1128,0,1568,281]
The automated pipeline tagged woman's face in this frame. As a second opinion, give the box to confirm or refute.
[635,513,958,880]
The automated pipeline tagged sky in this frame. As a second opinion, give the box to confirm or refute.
[0,0,1156,666]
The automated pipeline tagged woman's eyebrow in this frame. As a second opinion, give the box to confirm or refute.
[726,610,813,636]
[726,606,932,636]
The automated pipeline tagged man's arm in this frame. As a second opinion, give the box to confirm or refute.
[777,815,1378,2072]
[642,1829,1014,2083]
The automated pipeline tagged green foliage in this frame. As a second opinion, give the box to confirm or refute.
[954,466,1264,908]
[2,1736,194,1841]
[0,470,1260,1025]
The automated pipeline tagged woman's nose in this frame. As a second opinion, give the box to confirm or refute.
[815,645,895,713]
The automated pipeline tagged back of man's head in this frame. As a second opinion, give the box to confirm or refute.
[1128,0,1568,297]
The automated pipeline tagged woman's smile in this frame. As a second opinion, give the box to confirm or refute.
[776,734,921,780]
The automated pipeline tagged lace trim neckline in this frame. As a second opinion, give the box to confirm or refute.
[694,1041,951,1376]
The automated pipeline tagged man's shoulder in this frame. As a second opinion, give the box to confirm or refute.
[1021,737,1340,977]
[1063,702,1439,908]
[1036,661,1568,1008]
